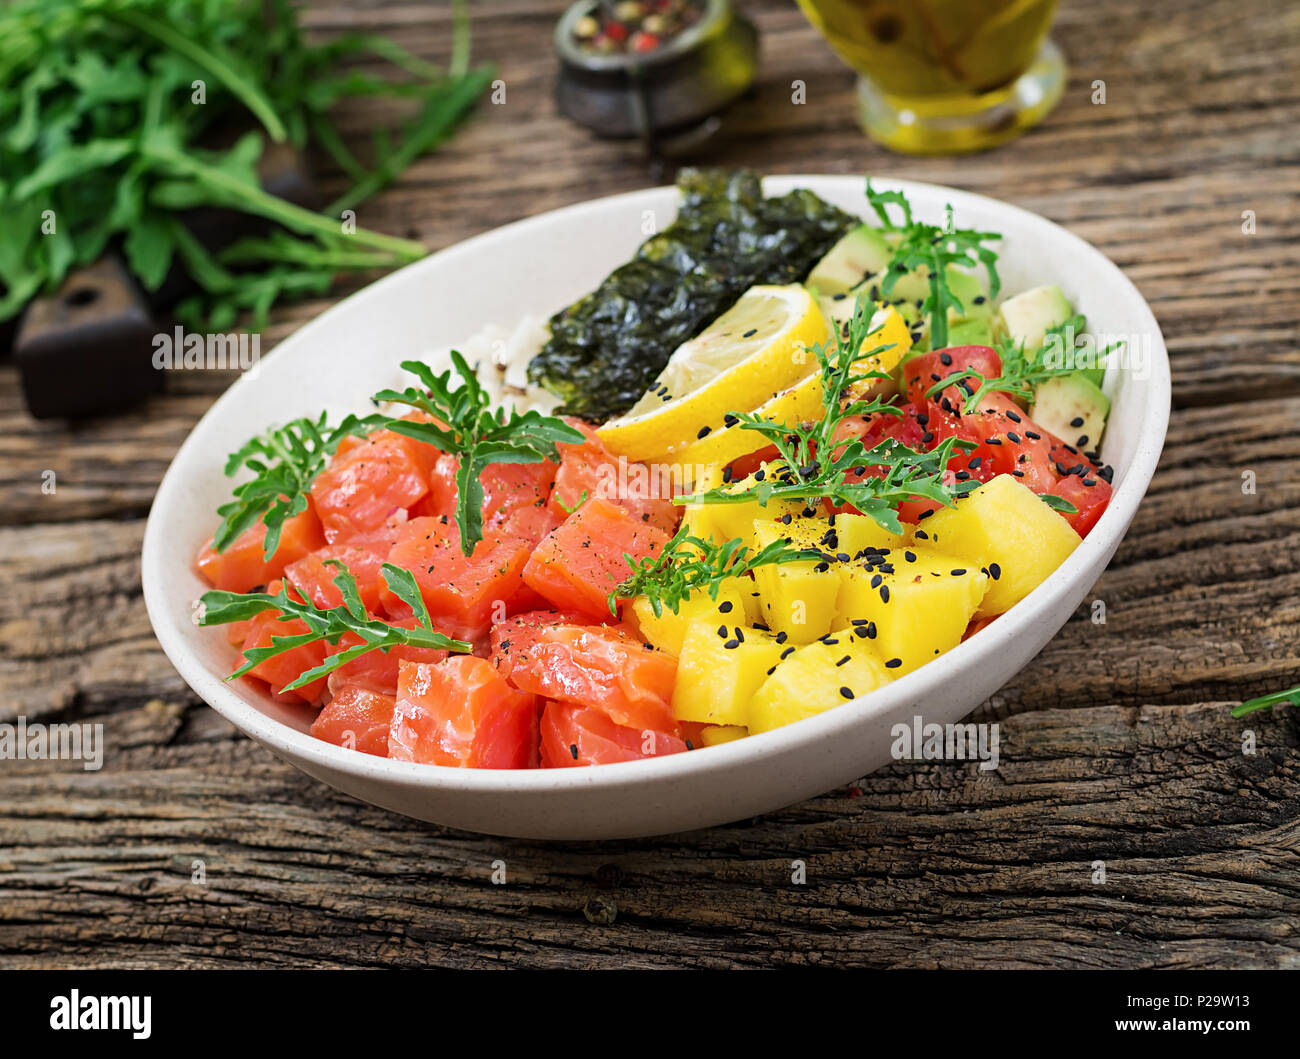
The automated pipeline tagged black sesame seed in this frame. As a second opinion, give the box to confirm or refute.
[775,631,788,644]
[836,655,851,667]
[880,585,890,603]
[904,550,917,562]
[871,574,883,588]
[1006,410,1022,423]
[742,328,758,338]
[780,646,795,659]
[885,658,902,669]
[718,600,734,614]
[1007,431,1022,444]
[697,425,711,439]
[1070,416,1085,428]
[840,686,854,699]
[1024,430,1041,440]
[866,622,877,639]
[950,568,966,576]
[989,562,1001,580]
[939,352,953,366]
[570,744,579,760]
[723,639,739,650]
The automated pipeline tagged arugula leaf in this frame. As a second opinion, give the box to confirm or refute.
[612,527,824,619]
[373,353,586,555]
[215,411,385,560]
[1039,493,1080,515]
[199,560,472,692]
[1232,684,1300,718]
[865,179,1002,349]
[0,0,493,328]
[929,313,1123,414]
[679,292,976,535]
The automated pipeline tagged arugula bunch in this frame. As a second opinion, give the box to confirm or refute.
[613,528,823,618]
[930,314,1121,414]
[0,0,493,329]
[215,411,384,559]
[680,293,976,536]
[864,180,1001,350]
[199,560,471,692]
[374,353,587,554]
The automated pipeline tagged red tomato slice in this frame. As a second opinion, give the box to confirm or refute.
[539,700,687,767]
[239,600,328,703]
[964,393,1062,494]
[549,420,679,533]
[311,430,432,543]
[902,346,1003,409]
[196,502,325,592]
[310,684,396,756]
[500,623,676,733]
[1045,470,1113,538]
[388,656,540,769]
[380,516,534,635]
[523,497,669,619]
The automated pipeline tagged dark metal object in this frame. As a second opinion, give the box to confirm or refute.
[555,0,758,159]
[15,256,162,420]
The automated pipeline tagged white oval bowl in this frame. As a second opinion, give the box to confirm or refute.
[142,176,1170,839]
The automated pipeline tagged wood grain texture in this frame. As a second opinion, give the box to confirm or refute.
[1,0,1298,970]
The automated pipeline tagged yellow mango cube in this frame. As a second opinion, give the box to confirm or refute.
[700,725,748,747]
[918,475,1082,617]
[672,621,786,727]
[837,548,988,674]
[748,639,893,734]
[631,578,749,657]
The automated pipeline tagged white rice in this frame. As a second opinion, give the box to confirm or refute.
[399,313,561,416]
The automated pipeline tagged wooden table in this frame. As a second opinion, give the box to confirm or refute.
[3,0,1298,970]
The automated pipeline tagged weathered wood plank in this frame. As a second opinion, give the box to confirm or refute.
[0,701,1296,969]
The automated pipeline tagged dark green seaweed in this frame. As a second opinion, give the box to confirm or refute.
[527,169,858,421]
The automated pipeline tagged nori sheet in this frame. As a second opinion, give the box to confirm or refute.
[526,169,858,422]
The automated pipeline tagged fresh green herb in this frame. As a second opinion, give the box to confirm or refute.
[679,293,976,536]
[556,489,589,515]
[199,560,471,692]
[0,0,493,330]
[1231,684,1300,718]
[930,314,1122,414]
[373,353,586,555]
[611,527,823,619]
[1039,494,1079,515]
[215,411,384,559]
[864,180,1002,350]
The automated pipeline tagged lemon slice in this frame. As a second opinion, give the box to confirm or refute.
[670,304,913,476]
[596,285,828,465]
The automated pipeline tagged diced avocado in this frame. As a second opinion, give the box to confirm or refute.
[996,284,1073,352]
[947,316,993,346]
[806,225,892,297]
[1030,373,1110,452]
[946,268,993,324]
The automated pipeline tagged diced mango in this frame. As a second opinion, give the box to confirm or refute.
[700,724,748,747]
[748,513,902,644]
[918,475,1082,617]
[672,621,785,727]
[748,639,892,734]
[754,561,840,643]
[631,578,749,657]
[695,463,806,547]
[679,463,724,543]
[838,548,988,674]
